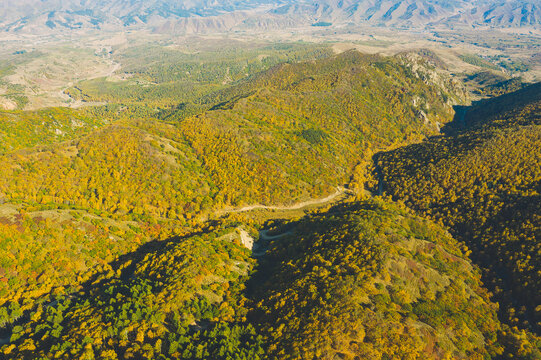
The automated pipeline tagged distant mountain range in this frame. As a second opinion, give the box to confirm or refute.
[273,0,541,28]
[0,0,539,34]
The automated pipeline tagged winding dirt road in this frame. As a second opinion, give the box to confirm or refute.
[216,187,349,216]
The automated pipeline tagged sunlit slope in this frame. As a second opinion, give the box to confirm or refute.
[0,118,217,317]
[179,51,463,205]
[0,51,463,216]
[0,108,109,153]
[0,120,211,220]
[376,83,541,334]
[65,43,332,110]
[5,199,538,359]
[0,50,464,325]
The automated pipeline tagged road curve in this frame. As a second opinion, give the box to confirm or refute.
[216,187,349,216]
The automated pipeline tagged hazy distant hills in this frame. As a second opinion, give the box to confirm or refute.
[275,0,541,28]
[433,0,541,28]
[0,0,539,34]
[270,0,470,27]
[0,0,285,33]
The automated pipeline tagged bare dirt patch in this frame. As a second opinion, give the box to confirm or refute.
[0,97,17,110]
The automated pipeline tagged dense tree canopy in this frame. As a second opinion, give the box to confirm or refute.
[376,83,541,334]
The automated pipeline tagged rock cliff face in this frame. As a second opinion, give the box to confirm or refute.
[1,0,539,34]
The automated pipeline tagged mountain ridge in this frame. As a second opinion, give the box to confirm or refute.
[1,0,539,34]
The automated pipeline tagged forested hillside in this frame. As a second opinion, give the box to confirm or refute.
[1,48,464,222]
[5,199,538,359]
[0,108,108,153]
[176,50,462,205]
[1,223,260,359]
[2,47,540,359]
[0,50,465,337]
[376,83,541,334]
[1,49,464,219]
[65,43,333,112]
[251,199,540,359]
